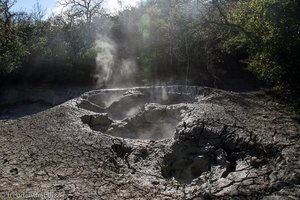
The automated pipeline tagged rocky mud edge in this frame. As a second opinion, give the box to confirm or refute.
[0,86,299,199]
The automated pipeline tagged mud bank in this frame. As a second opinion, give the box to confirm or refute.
[0,86,299,199]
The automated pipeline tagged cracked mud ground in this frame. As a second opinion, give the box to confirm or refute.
[0,86,299,199]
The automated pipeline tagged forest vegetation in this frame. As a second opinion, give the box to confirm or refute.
[0,0,299,94]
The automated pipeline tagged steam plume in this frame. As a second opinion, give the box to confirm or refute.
[95,37,116,86]
[94,36,137,88]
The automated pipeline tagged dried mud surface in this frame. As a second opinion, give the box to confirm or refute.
[0,86,299,199]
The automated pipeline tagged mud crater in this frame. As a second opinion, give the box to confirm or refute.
[79,87,194,140]
[78,86,281,186]
[161,121,281,184]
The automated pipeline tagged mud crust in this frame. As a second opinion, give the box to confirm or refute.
[0,86,299,199]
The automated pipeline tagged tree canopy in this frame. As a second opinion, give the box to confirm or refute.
[0,0,299,92]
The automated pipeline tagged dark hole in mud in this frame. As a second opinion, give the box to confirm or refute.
[111,141,133,159]
[81,113,113,132]
[161,142,232,184]
[161,122,281,184]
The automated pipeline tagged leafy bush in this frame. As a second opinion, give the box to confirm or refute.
[226,0,300,91]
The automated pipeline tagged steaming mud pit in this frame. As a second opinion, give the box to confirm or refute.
[0,86,300,199]
[79,87,194,140]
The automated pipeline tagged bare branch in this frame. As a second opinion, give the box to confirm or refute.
[58,0,103,24]
[196,0,252,39]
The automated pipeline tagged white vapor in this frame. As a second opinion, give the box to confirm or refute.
[95,37,116,85]
[94,36,137,88]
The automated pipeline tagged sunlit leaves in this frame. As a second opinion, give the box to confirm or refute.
[223,0,300,90]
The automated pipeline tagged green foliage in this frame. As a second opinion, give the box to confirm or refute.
[0,35,29,75]
[0,2,30,77]
[225,0,300,91]
[0,0,299,92]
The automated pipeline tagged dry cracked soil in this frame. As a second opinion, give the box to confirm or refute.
[0,86,299,199]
